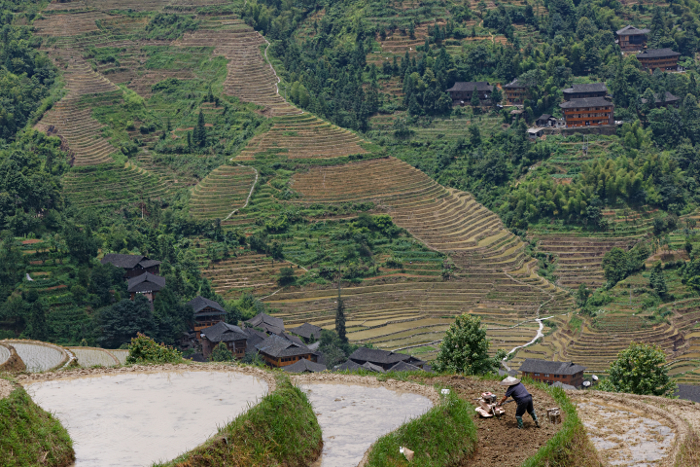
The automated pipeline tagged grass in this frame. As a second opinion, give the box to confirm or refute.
[153,377,322,467]
[676,429,700,467]
[520,386,602,467]
[364,389,477,466]
[0,380,75,467]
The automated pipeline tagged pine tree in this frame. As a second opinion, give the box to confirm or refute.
[336,269,347,344]
[196,110,206,147]
[471,87,481,108]
[187,131,193,151]
[650,263,668,297]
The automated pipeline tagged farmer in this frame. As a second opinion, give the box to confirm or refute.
[498,376,540,429]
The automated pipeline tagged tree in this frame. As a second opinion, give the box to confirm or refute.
[99,295,155,348]
[575,284,590,308]
[27,300,48,341]
[650,263,668,297]
[602,247,629,285]
[470,87,481,108]
[277,267,296,286]
[209,342,234,362]
[63,224,100,264]
[434,314,505,374]
[336,276,347,344]
[126,333,183,364]
[600,342,676,396]
[194,110,206,147]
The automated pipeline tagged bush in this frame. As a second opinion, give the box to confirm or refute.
[209,342,233,362]
[433,314,505,375]
[126,333,183,365]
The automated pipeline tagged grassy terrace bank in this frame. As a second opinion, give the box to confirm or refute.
[364,389,476,466]
[0,379,74,467]
[154,377,322,467]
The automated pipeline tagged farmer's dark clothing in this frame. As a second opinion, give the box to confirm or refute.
[505,382,531,404]
[515,396,535,417]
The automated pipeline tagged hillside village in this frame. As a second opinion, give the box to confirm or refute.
[4,0,700,465]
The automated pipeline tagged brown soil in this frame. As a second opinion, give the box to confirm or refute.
[0,343,27,373]
[0,379,13,400]
[430,375,564,467]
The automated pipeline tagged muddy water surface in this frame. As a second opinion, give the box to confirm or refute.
[577,401,675,466]
[302,383,433,467]
[26,371,268,467]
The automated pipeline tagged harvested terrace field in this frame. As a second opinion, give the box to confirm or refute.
[34,11,110,37]
[189,165,257,220]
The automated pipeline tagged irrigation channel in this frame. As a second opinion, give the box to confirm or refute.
[24,371,269,467]
[301,383,433,467]
[502,316,553,371]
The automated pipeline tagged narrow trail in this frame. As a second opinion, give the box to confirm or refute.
[223,165,258,221]
[502,316,553,371]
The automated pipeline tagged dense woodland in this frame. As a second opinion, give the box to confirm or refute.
[2,0,700,349]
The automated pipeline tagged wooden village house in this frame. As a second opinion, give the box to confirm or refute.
[188,296,227,338]
[288,323,323,344]
[519,359,586,387]
[127,272,165,303]
[616,25,650,52]
[503,79,530,105]
[560,96,614,128]
[245,312,285,335]
[636,48,681,71]
[562,83,609,101]
[101,254,161,278]
[283,359,327,373]
[255,334,317,368]
[200,322,248,359]
[348,347,425,371]
[640,91,680,108]
[446,82,493,105]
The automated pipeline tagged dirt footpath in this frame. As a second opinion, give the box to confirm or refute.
[430,376,563,467]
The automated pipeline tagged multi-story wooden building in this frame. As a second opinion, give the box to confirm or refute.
[560,96,614,128]
[503,78,530,105]
[188,296,227,338]
[101,254,161,279]
[200,321,248,359]
[519,359,586,388]
[446,81,493,105]
[616,25,650,52]
[562,83,608,101]
[255,334,317,368]
[127,272,166,303]
[636,48,681,71]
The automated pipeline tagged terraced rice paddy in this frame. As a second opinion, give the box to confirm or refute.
[25,371,269,467]
[301,383,432,467]
[0,343,10,366]
[110,349,128,365]
[69,347,120,368]
[190,165,257,220]
[3,340,67,373]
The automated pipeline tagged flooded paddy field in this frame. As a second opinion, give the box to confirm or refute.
[301,383,433,467]
[25,370,269,467]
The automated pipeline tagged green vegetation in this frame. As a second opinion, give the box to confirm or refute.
[599,342,676,396]
[125,333,183,365]
[154,377,322,467]
[0,380,74,467]
[364,390,477,466]
[433,314,506,374]
[209,342,234,362]
[521,387,601,467]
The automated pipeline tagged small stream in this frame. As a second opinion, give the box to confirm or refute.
[502,316,553,371]
[302,384,433,467]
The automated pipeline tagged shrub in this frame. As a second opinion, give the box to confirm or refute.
[126,333,183,365]
[209,342,233,362]
[599,342,676,396]
[433,314,506,375]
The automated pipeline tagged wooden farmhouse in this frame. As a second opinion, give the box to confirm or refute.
[283,358,327,373]
[503,79,531,105]
[200,321,248,359]
[255,334,317,368]
[101,253,161,278]
[127,272,165,303]
[519,358,586,387]
[616,25,650,52]
[188,296,227,338]
[560,96,614,128]
[446,82,493,105]
[288,323,323,343]
[640,91,680,108]
[636,48,681,71]
[245,312,285,335]
[348,347,425,371]
[562,83,608,101]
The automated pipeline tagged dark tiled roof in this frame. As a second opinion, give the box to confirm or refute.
[127,272,166,293]
[388,361,423,372]
[563,83,608,94]
[637,48,681,59]
[244,327,267,354]
[283,358,327,373]
[349,347,411,365]
[245,312,285,335]
[640,91,680,104]
[503,78,528,89]
[281,332,306,346]
[256,334,311,358]
[560,97,613,109]
[616,25,650,36]
[200,322,247,343]
[138,259,161,269]
[536,114,552,121]
[188,296,225,314]
[102,254,144,269]
[446,81,493,92]
[519,358,586,375]
[335,360,364,371]
[675,384,700,403]
[288,323,323,340]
